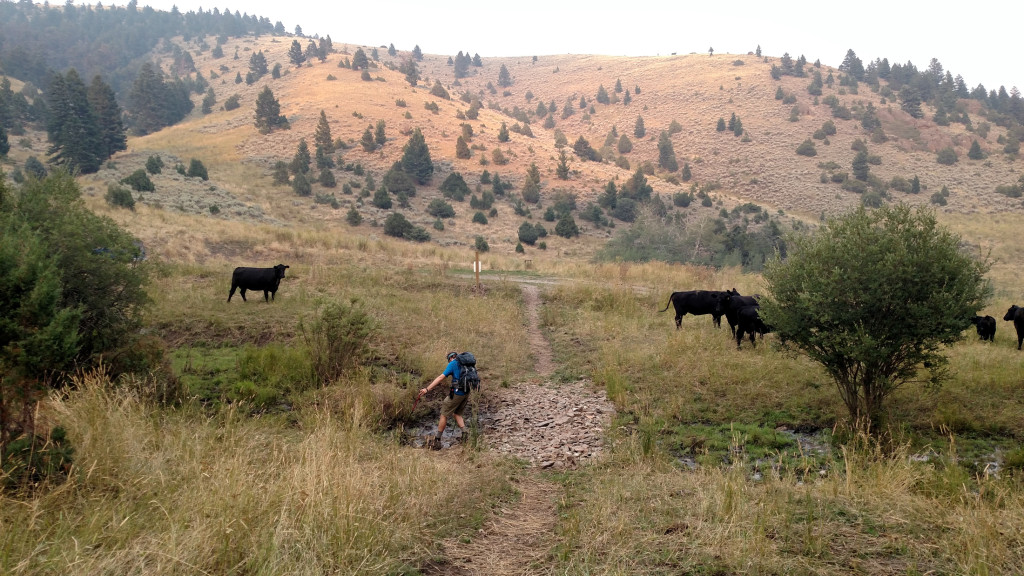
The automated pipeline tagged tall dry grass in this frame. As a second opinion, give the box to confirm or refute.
[555,437,1024,574]
[0,372,515,575]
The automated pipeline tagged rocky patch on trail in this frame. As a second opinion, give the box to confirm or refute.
[478,380,614,469]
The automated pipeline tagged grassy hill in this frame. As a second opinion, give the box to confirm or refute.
[3,30,1024,575]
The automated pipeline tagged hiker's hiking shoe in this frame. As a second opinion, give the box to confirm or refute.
[428,436,442,450]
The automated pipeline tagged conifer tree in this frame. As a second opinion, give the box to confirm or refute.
[412,45,423,61]
[400,128,433,184]
[388,43,397,56]
[498,122,510,143]
[658,131,679,172]
[87,74,127,160]
[968,140,985,160]
[360,126,376,152]
[46,69,102,174]
[314,110,334,157]
[352,48,369,70]
[498,64,512,87]
[375,120,387,147]
[617,134,633,154]
[254,86,289,133]
[717,118,726,132]
[0,125,9,157]
[456,136,471,159]
[634,115,645,138]
[556,149,571,179]
[289,39,305,66]
[201,87,216,114]
[596,84,610,104]
[290,139,311,175]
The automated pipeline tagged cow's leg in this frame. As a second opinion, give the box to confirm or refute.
[263,290,270,302]
[239,288,247,302]
[736,328,744,349]
[228,283,237,302]
[749,332,757,348]
[675,314,682,330]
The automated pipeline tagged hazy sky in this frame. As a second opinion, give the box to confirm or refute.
[113,1,1021,91]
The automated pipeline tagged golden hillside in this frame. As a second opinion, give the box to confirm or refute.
[61,35,1023,284]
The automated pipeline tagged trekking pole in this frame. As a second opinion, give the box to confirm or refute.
[411,389,426,413]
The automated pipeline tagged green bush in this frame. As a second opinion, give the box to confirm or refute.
[223,94,241,111]
[300,300,375,386]
[936,147,958,165]
[105,184,136,210]
[186,159,209,180]
[796,139,817,157]
[121,169,154,192]
[426,198,455,218]
[145,155,164,174]
[472,211,488,225]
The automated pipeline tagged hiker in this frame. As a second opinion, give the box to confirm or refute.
[419,351,470,448]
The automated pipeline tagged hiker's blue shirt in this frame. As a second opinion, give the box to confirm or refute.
[442,359,465,395]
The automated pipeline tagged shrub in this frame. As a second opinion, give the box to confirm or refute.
[300,300,375,385]
[474,236,489,252]
[145,155,164,174]
[426,198,455,218]
[472,211,488,224]
[555,213,579,238]
[105,185,136,210]
[187,159,209,180]
[346,206,363,225]
[518,221,539,245]
[796,139,817,156]
[121,169,155,192]
[936,147,958,165]
[223,94,241,110]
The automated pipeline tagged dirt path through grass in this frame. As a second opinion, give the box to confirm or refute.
[424,283,612,574]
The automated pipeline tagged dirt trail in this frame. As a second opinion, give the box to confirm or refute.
[423,283,614,575]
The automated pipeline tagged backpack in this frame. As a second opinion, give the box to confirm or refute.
[451,352,480,396]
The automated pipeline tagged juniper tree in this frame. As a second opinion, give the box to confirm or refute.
[498,122,510,143]
[352,48,368,70]
[374,120,387,147]
[634,115,646,138]
[456,136,471,159]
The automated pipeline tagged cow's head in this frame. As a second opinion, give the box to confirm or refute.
[274,264,290,279]
[1005,305,1021,322]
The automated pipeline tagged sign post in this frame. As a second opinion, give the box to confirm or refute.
[474,251,480,290]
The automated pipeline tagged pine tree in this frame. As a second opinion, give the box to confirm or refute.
[388,43,397,57]
[412,45,423,61]
[617,134,633,154]
[968,140,985,160]
[623,91,632,105]
[634,115,645,138]
[290,139,311,175]
[272,160,290,185]
[46,69,102,174]
[658,131,679,172]
[498,122,510,143]
[288,40,305,66]
[352,48,369,70]
[314,110,334,157]
[87,74,126,160]
[852,150,870,181]
[249,50,269,78]
[201,87,216,114]
[682,163,692,181]
[498,64,512,87]
[596,84,610,104]
[303,39,319,62]
[556,149,571,179]
[0,125,9,157]
[127,62,170,136]
[717,118,726,132]
[400,128,433,184]
[401,57,419,86]
[254,86,288,133]
[360,126,376,152]
[375,120,387,147]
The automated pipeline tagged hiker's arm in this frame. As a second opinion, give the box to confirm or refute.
[420,373,446,396]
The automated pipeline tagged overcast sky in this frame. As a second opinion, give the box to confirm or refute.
[114,1,1021,91]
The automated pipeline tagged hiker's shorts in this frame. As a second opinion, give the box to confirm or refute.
[441,392,469,418]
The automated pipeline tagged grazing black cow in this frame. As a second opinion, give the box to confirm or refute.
[970,315,996,342]
[228,264,289,302]
[722,289,761,336]
[659,290,729,329]
[1004,305,1024,350]
[735,305,770,349]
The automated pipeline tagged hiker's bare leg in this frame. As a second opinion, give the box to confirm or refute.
[437,415,448,435]
[454,415,466,430]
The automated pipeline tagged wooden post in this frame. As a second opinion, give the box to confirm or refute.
[474,250,480,289]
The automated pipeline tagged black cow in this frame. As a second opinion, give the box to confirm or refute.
[659,290,728,329]
[735,305,771,349]
[1004,305,1024,350]
[722,289,761,336]
[228,264,289,302]
[970,315,996,342]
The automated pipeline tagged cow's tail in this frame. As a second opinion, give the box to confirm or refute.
[658,294,674,313]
